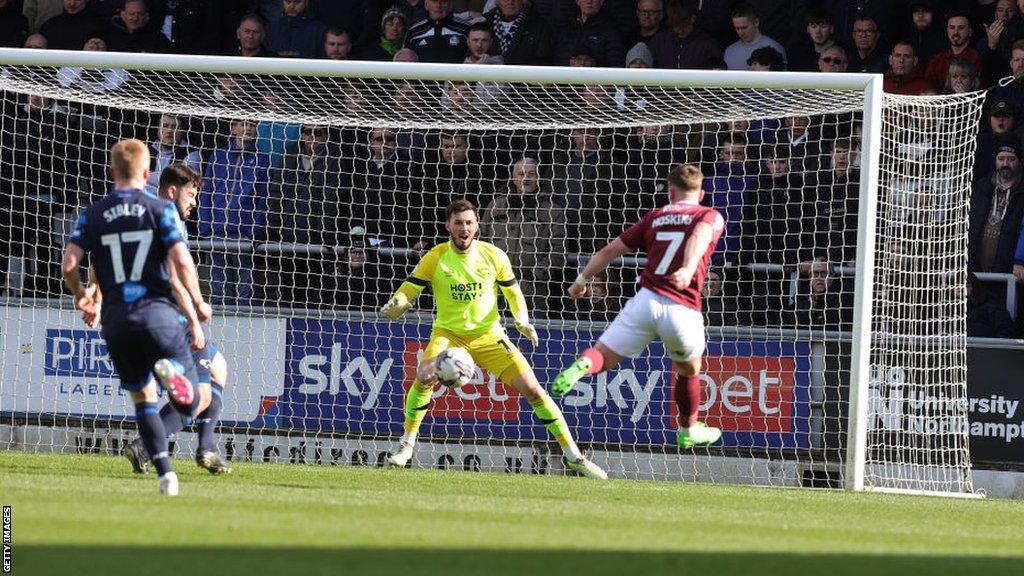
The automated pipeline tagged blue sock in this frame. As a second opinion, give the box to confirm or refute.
[159,402,188,437]
[196,384,223,452]
[135,402,172,476]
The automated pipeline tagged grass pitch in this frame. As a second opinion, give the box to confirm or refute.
[1,451,1022,576]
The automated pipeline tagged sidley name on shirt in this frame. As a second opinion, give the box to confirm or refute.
[103,203,146,222]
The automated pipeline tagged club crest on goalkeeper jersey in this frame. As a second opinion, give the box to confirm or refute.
[408,241,517,335]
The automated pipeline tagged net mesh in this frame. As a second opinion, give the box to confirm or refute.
[0,56,984,494]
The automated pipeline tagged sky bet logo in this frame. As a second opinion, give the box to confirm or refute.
[44,329,116,378]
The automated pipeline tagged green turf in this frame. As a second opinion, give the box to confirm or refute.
[1,451,1022,576]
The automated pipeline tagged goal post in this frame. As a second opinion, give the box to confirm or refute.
[0,48,984,496]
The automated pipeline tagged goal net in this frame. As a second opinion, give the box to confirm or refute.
[0,50,984,495]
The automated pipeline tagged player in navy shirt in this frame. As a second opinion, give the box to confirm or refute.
[551,164,726,449]
[62,139,211,496]
[119,164,233,476]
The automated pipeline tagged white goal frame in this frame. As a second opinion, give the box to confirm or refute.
[0,48,975,497]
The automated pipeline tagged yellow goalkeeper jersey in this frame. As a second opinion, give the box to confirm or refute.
[407,240,516,335]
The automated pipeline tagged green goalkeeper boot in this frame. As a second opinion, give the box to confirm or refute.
[676,423,722,449]
[551,357,592,397]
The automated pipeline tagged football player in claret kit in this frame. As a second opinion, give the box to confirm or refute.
[61,140,211,496]
[379,199,607,479]
[551,164,726,449]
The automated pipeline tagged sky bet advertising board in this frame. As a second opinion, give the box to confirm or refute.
[0,307,811,450]
[280,320,813,449]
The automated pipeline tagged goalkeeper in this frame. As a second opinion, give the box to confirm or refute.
[380,199,606,479]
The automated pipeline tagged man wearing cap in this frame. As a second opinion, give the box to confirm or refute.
[883,42,934,95]
[405,0,470,63]
[484,0,552,66]
[975,101,1019,179]
[554,0,625,67]
[969,139,1024,276]
[356,8,407,61]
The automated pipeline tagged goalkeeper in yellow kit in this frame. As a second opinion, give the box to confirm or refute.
[380,199,607,479]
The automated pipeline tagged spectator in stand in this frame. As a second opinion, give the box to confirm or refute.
[636,0,663,44]
[146,113,203,194]
[355,8,406,61]
[265,0,328,58]
[827,0,896,50]
[56,37,131,92]
[975,101,1018,180]
[649,0,720,70]
[568,44,597,67]
[791,257,850,330]
[423,133,494,240]
[323,27,353,60]
[884,42,935,95]
[706,131,754,266]
[907,0,947,68]
[265,123,344,307]
[234,13,278,57]
[23,32,47,49]
[465,22,501,64]
[0,93,80,297]
[787,8,835,72]
[480,157,568,317]
[348,127,425,250]
[969,140,1024,275]
[316,0,381,51]
[393,0,427,29]
[334,225,387,311]
[779,115,820,174]
[623,124,688,218]
[550,128,623,254]
[809,138,860,266]
[393,47,420,62]
[146,0,222,55]
[554,0,624,68]
[199,119,272,307]
[967,272,1019,337]
[724,2,787,70]
[741,144,810,324]
[485,0,551,66]
[847,15,887,73]
[256,90,301,168]
[747,45,785,70]
[38,0,105,51]
[22,0,62,33]
[1016,213,1024,284]
[987,39,1024,119]
[106,0,173,53]
[818,44,849,73]
[981,0,1021,82]
[926,12,984,89]
[568,269,622,322]
[406,0,470,63]
[943,57,981,93]
[1,0,29,47]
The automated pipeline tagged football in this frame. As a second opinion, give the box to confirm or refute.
[435,347,475,388]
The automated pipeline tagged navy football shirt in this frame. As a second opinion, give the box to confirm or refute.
[67,188,187,327]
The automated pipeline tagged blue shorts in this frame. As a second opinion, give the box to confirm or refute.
[192,341,220,386]
[103,323,199,393]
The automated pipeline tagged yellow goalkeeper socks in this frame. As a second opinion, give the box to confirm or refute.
[402,379,434,441]
[529,393,583,461]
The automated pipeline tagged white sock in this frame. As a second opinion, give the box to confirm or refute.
[400,433,416,447]
[562,441,583,461]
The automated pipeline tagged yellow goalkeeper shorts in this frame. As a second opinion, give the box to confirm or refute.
[423,327,533,385]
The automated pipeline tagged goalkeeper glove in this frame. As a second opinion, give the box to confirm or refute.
[380,294,412,320]
[515,320,539,347]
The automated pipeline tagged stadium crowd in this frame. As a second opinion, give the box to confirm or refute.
[1,0,1023,337]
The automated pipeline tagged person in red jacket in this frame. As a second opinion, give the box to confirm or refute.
[884,42,935,95]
